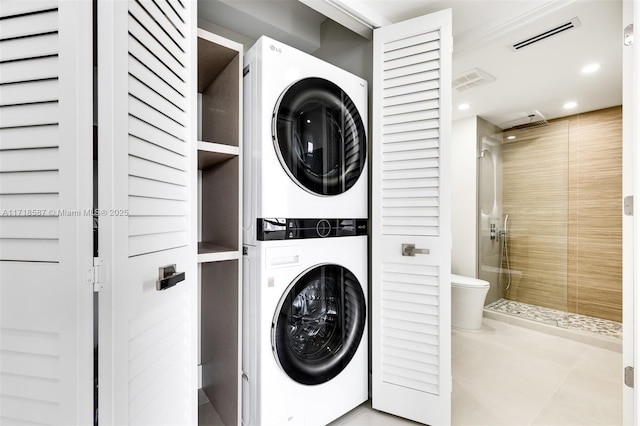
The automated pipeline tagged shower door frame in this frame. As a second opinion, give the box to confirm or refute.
[479,121,572,322]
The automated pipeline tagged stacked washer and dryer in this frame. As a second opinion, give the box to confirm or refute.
[242,36,369,426]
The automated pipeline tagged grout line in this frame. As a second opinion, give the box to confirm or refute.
[527,355,577,425]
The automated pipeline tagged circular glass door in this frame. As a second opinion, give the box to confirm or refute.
[273,77,366,196]
[272,264,366,385]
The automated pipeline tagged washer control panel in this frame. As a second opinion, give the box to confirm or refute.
[257,218,368,241]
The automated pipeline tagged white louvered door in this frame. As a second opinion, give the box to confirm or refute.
[97,0,197,424]
[0,1,94,424]
[371,10,452,425]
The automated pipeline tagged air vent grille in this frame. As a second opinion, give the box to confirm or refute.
[504,120,549,131]
[511,17,581,51]
[453,68,495,92]
[500,112,549,131]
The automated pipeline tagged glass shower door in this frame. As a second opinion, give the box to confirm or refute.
[479,121,570,327]
[477,138,502,306]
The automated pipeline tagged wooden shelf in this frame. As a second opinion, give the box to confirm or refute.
[197,141,239,169]
[196,28,243,426]
[197,29,239,93]
[198,242,240,263]
[197,29,240,149]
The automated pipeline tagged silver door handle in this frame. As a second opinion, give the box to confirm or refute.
[402,243,430,256]
[157,264,185,291]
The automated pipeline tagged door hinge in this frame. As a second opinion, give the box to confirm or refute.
[87,257,108,292]
[624,195,634,216]
[624,24,633,46]
[625,366,634,388]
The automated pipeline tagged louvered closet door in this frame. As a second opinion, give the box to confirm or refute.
[0,1,94,424]
[371,10,452,425]
[97,1,197,424]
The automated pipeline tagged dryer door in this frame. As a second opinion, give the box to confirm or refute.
[272,264,366,385]
[273,78,367,196]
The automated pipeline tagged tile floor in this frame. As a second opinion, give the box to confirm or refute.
[449,317,622,425]
[200,317,623,426]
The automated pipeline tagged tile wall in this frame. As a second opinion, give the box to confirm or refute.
[501,106,622,322]
[567,106,622,322]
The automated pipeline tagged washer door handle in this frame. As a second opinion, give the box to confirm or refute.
[402,243,430,257]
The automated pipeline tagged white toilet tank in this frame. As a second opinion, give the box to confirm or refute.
[451,274,490,330]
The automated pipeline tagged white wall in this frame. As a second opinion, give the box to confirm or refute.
[312,20,372,83]
[451,117,478,277]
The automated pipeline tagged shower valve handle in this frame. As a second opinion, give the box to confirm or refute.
[402,243,430,257]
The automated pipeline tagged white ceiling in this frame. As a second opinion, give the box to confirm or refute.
[438,0,622,127]
[199,0,623,129]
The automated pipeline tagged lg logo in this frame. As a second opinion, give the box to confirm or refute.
[269,44,282,53]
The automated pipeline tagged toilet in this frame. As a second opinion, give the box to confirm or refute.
[451,274,490,330]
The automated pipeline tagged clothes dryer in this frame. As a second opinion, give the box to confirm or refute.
[243,36,368,245]
[242,231,368,426]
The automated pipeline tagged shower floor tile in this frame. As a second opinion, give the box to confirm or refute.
[485,299,622,339]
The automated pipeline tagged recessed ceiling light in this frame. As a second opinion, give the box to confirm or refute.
[564,101,578,109]
[506,135,516,140]
[458,103,470,111]
[581,63,600,74]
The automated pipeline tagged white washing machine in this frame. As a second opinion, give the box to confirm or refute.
[242,231,368,426]
[243,36,368,245]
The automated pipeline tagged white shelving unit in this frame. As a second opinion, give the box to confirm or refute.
[196,28,243,426]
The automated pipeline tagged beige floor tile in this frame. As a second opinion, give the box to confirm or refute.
[454,319,589,369]
[532,366,621,426]
[331,400,419,426]
[452,379,515,426]
[531,403,617,426]
[572,345,622,382]
[220,319,622,426]
[338,409,419,426]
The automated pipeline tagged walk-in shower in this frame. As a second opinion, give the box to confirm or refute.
[477,108,624,338]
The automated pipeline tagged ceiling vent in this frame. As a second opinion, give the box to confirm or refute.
[501,112,549,131]
[453,68,496,92]
[510,17,581,51]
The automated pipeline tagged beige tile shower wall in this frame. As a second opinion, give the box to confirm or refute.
[568,107,622,322]
[502,106,622,322]
[502,121,570,312]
